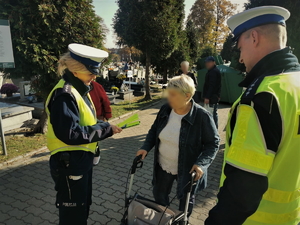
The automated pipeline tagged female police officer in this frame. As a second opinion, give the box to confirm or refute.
[45,43,122,225]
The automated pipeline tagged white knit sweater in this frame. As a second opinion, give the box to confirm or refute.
[158,109,186,175]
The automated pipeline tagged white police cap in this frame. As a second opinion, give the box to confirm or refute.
[68,43,109,75]
[227,6,290,42]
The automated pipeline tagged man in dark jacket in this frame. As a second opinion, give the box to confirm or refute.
[202,56,221,128]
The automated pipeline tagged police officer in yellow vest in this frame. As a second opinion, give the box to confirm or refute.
[205,6,300,225]
[46,43,122,225]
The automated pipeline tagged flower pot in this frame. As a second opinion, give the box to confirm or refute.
[6,93,13,97]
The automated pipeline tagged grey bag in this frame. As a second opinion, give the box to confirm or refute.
[127,198,176,225]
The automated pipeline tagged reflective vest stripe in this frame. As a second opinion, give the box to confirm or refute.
[226,104,275,175]
[245,207,300,225]
[48,145,95,154]
[263,187,300,204]
[226,146,274,175]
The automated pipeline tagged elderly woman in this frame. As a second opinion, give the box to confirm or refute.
[137,75,219,219]
[46,43,122,225]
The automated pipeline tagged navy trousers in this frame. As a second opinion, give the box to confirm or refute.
[153,165,195,217]
[50,151,94,225]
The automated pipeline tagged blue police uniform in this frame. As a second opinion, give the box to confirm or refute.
[47,44,111,225]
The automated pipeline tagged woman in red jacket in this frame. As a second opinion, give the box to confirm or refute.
[90,81,112,120]
[89,81,112,165]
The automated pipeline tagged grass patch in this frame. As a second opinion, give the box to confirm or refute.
[111,95,162,119]
[0,134,47,163]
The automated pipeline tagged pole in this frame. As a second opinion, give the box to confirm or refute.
[0,109,7,156]
[129,77,131,106]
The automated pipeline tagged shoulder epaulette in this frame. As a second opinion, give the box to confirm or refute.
[62,83,72,94]
[52,83,73,100]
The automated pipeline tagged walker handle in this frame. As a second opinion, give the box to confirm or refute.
[188,172,197,192]
[131,155,143,174]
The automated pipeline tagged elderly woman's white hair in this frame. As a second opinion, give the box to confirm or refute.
[167,75,195,101]
[180,61,189,66]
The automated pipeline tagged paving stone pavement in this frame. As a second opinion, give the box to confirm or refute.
[0,100,230,225]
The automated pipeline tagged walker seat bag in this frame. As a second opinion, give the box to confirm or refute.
[127,198,176,225]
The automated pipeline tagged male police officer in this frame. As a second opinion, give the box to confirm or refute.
[205,6,300,225]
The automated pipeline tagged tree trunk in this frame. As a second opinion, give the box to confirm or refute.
[163,65,168,84]
[33,110,48,134]
[129,47,133,61]
[144,50,152,100]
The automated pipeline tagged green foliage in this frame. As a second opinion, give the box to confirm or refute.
[110,54,121,62]
[195,45,218,70]
[151,0,187,82]
[212,0,237,47]
[188,0,215,46]
[114,0,184,99]
[244,0,300,59]
[186,20,200,62]
[153,32,191,81]
[230,51,246,72]
[220,34,246,72]
[220,34,233,62]
[0,0,106,98]
[152,15,190,82]
[200,45,217,58]
[114,0,183,60]
[188,0,236,49]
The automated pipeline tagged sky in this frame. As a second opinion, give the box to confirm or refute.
[93,0,246,48]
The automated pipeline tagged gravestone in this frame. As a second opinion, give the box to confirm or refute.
[19,81,32,102]
[117,90,134,101]
[0,102,34,131]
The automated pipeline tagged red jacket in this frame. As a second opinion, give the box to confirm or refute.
[89,81,112,120]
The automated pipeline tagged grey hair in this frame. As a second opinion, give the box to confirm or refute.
[180,61,189,66]
[167,75,195,101]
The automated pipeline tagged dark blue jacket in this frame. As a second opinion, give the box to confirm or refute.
[203,65,221,104]
[141,101,219,198]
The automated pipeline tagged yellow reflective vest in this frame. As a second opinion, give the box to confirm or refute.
[45,79,97,155]
[221,72,300,225]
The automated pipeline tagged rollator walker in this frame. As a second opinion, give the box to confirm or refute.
[121,155,196,225]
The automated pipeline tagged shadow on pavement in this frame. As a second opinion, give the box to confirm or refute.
[0,101,229,224]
